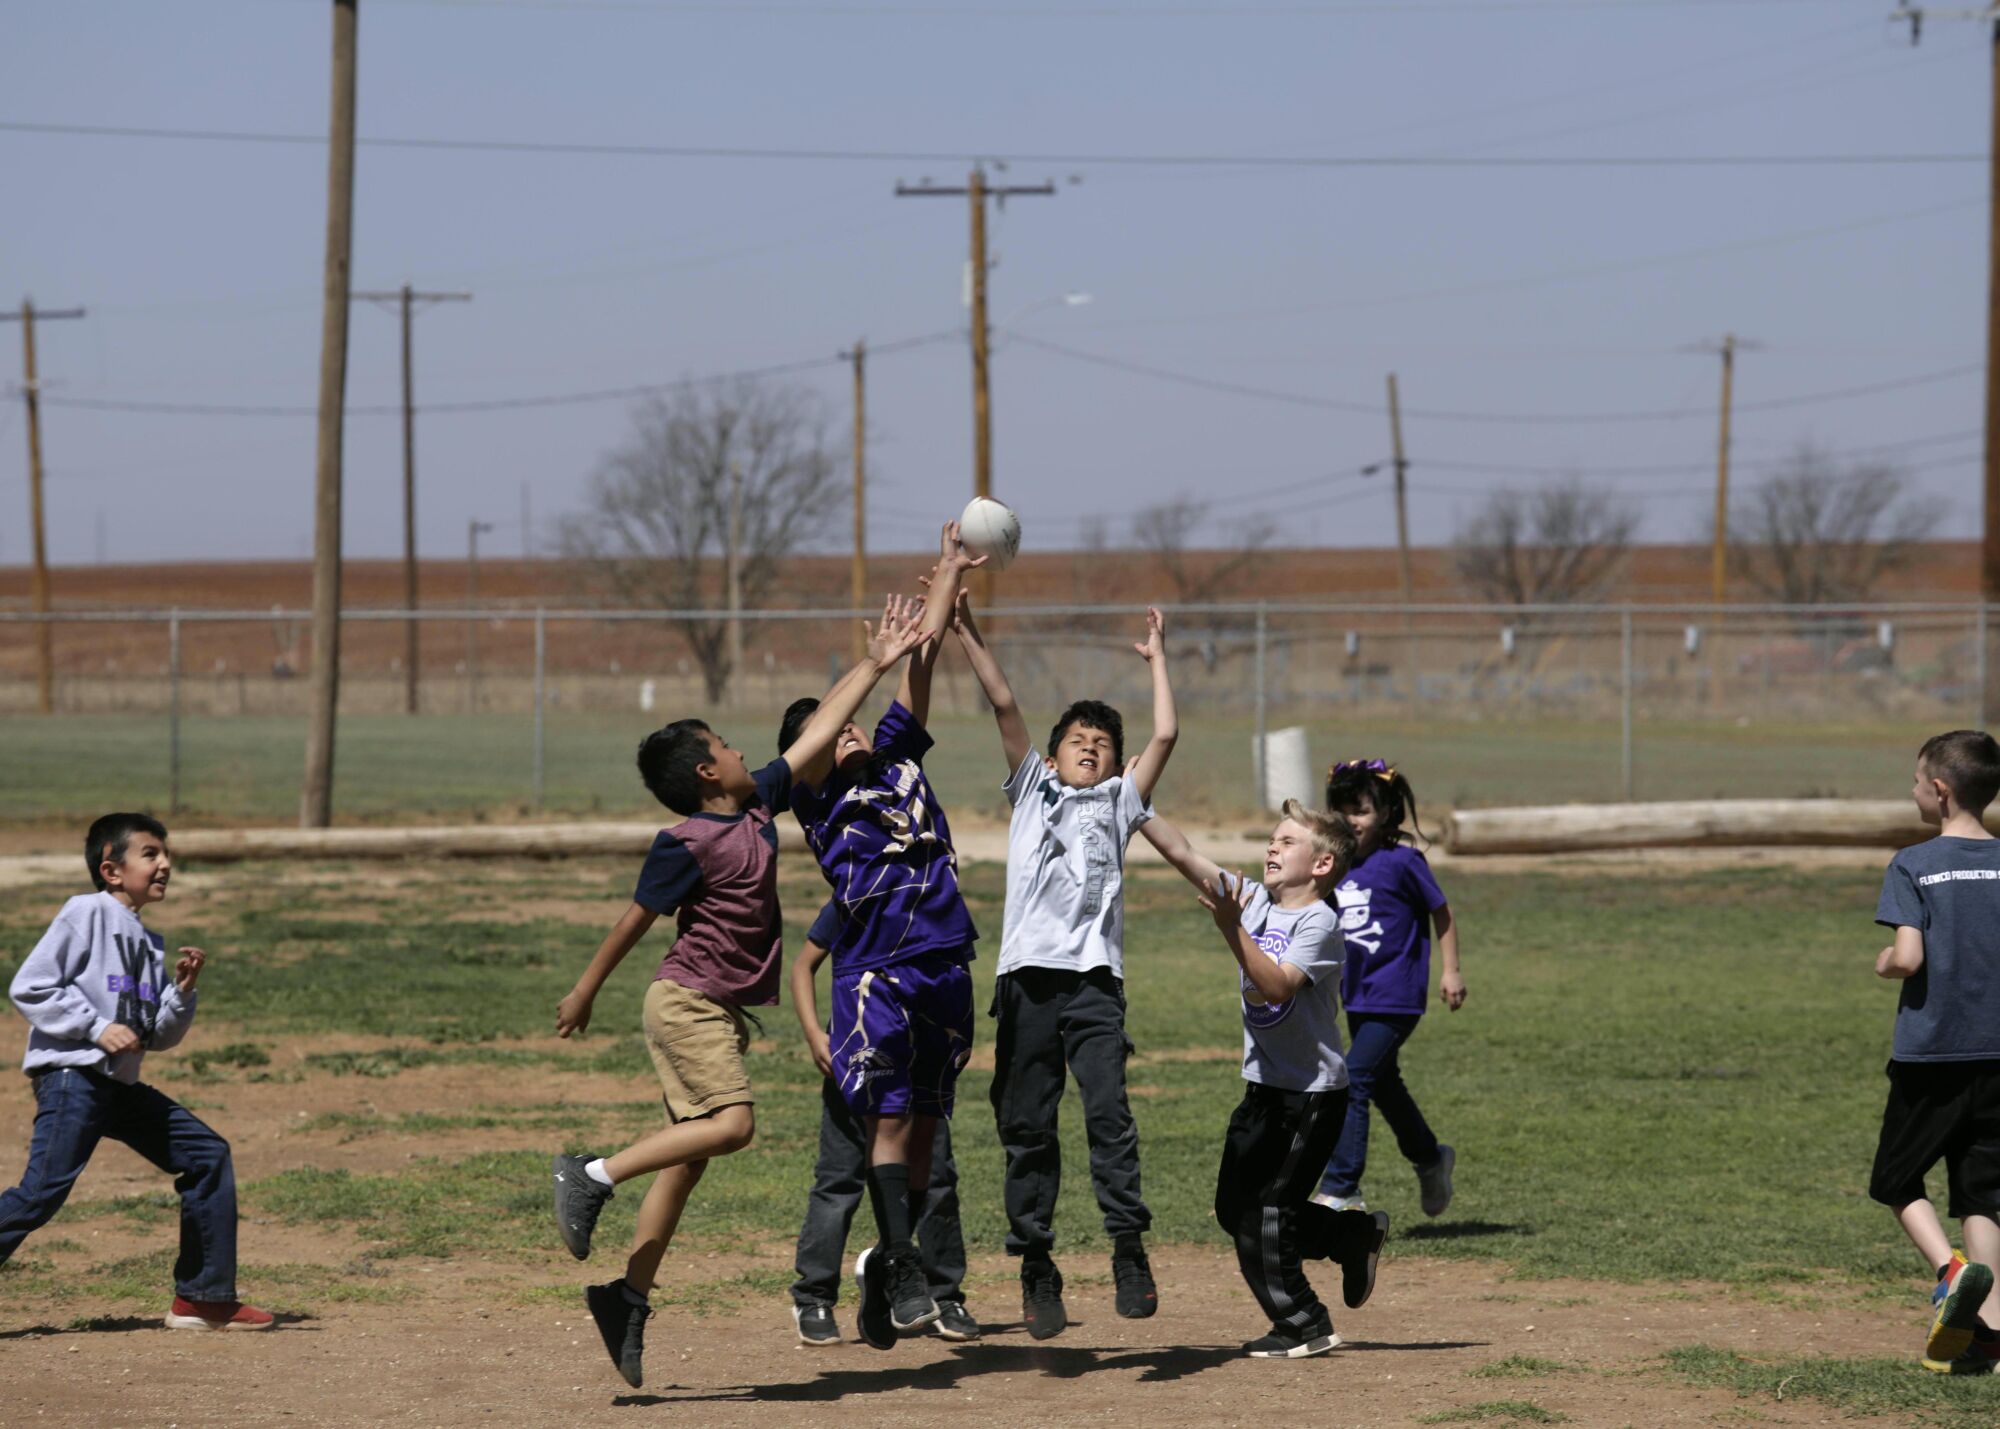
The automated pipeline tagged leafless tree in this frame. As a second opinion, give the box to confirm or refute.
[1453,479,1638,608]
[1724,447,1942,605]
[1131,496,1276,605]
[558,381,841,701]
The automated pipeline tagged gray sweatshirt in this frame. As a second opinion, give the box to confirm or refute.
[10,892,198,1084]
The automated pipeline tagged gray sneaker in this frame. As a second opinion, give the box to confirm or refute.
[584,1279,650,1388]
[552,1154,613,1260]
[931,1299,981,1342]
[792,1302,840,1346]
[1417,1145,1455,1219]
[886,1249,940,1332]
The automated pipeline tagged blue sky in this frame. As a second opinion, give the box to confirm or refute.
[0,0,1988,566]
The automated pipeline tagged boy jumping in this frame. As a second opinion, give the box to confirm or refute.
[1871,728,2000,1373]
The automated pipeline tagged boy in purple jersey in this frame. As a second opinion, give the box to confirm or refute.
[546,595,926,1391]
[776,523,986,1342]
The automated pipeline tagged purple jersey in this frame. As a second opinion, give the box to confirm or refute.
[790,701,978,975]
[1331,843,1448,1015]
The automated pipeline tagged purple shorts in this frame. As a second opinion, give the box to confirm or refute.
[828,950,974,1119]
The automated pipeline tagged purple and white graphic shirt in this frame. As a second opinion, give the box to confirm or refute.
[1333,843,1449,1016]
[1232,883,1347,1093]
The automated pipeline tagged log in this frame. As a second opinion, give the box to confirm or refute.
[1444,799,1949,856]
[172,820,810,865]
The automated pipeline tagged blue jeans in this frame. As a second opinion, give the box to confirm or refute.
[0,1067,238,1301]
[1317,1013,1441,1200]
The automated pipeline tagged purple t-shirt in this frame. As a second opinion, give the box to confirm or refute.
[790,701,978,975]
[1331,843,1448,1015]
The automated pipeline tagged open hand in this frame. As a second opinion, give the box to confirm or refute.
[1133,606,1167,662]
[96,1023,142,1056]
[865,593,926,668]
[173,946,206,995]
[1196,870,1251,934]
[1440,970,1467,1011]
[938,519,990,574]
[556,988,594,1039]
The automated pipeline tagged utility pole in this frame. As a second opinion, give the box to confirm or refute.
[1,298,86,715]
[1705,333,1754,606]
[352,284,471,715]
[301,0,359,828]
[896,166,1055,602]
[1385,373,1413,610]
[842,340,867,662]
[467,519,494,711]
[725,465,744,704]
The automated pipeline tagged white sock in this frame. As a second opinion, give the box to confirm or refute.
[584,1157,614,1188]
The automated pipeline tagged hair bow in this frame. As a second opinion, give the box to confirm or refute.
[1330,758,1396,782]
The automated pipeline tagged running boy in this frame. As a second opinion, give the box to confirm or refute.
[778,524,985,1345]
[1,813,272,1332]
[1142,801,1384,1360]
[549,595,926,1390]
[949,596,1177,1337]
[1870,728,2000,1373]
[787,900,977,1347]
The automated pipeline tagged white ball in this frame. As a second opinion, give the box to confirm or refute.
[958,497,1021,571]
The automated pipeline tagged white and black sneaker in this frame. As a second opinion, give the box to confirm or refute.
[584,1279,650,1388]
[1244,1318,1341,1359]
[885,1249,940,1332]
[552,1154,613,1260]
[931,1300,981,1342]
[854,1247,896,1350]
[793,1302,841,1346]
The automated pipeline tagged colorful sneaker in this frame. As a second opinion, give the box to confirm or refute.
[1339,1210,1391,1310]
[1022,1254,1068,1341]
[931,1299,982,1342]
[1307,1189,1368,1213]
[1417,1145,1456,1219]
[584,1279,650,1388]
[853,1246,896,1350]
[165,1297,274,1332]
[885,1249,940,1332]
[1924,1329,2000,1375]
[1243,1317,1340,1359]
[1111,1233,1159,1319]
[792,1302,840,1347]
[1927,1255,1994,1364]
[551,1153,613,1260]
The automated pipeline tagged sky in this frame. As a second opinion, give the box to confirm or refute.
[0,0,1990,567]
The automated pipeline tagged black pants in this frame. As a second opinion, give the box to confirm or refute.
[1215,1081,1349,1335]
[790,1078,967,1308]
[989,966,1149,1256]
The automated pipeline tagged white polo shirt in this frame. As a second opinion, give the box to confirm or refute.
[996,752,1154,979]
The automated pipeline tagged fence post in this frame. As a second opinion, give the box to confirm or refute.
[1253,602,1268,811]
[1979,601,1990,731]
[533,608,547,811]
[1620,608,1634,803]
[168,608,183,815]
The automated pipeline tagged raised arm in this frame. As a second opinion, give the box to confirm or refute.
[1200,872,1309,1005]
[1126,606,1178,803]
[781,594,926,773]
[898,521,987,727]
[1136,810,1225,892]
[950,591,1033,772]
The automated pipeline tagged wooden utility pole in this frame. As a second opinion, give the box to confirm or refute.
[1712,333,1739,607]
[467,519,493,710]
[1385,373,1413,610]
[1,299,85,715]
[725,465,744,703]
[301,0,359,829]
[842,340,867,662]
[352,284,471,715]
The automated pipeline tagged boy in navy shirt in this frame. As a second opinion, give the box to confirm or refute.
[1871,728,2000,1372]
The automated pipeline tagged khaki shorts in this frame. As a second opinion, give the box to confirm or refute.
[641,976,754,1123]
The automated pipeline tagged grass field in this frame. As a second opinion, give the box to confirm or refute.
[0,709,1946,826]
[3,852,1998,1421]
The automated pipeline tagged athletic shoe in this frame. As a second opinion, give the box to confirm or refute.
[1111,1234,1159,1319]
[931,1300,982,1342]
[1927,1255,1994,1364]
[1307,1189,1368,1213]
[885,1249,940,1332]
[853,1246,896,1350]
[552,1153,613,1260]
[1243,1318,1341,1359]
[792,1302,840,1347]
[584,1279,650,1388]
[1021,1255,1068,1341]
[164,1297,274,1332]
[1924,1329,2000,1375]
[1339,1210,1391,1310]
[1933,1252,1970,1310]
[1417,1145,1456,1219]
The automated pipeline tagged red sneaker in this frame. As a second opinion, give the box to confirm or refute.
[165,1297,275,1332]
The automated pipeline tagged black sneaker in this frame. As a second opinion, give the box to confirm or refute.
[854,1246,896,1350]
[1338,1210,1390,1310]
[886,1249,940,1332]
[552,1154,613,1261]
[1021,1255,1068,1341]
[1243,1318,1340,1359]
[584,1279,650,1388]
[931,1299,981,1342]
[793,1302,840,1346]
[1111,1234,1158,1319]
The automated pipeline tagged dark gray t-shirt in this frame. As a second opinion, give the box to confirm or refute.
[1876,835,2000,1062]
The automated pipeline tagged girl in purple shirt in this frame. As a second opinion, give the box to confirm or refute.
[1309,759,1466,1221]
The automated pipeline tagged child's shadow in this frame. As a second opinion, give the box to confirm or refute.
[1399,1220,1527,1241]
[0,1310,319,1340]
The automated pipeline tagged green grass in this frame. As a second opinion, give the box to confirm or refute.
[1419,1403,1569,1425]
[1663,1345,2000,1427]
[1471,1356,1573,1379]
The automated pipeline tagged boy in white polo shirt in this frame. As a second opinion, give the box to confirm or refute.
[949,597,1177,1339]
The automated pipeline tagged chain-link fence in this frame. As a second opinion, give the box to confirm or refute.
[0,601,1987,825]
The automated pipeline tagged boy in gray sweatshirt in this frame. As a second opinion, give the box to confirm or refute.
[0,813,272,1331]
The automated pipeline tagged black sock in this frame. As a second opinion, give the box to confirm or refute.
[867,1163,914,1256]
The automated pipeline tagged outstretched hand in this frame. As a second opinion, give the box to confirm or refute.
[1196,870,1253,935]
[866,592,926,668]
[937,519,990,575]
[1133,606,1167,662]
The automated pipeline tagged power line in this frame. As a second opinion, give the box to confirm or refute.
[354,0,1863,14]
[0,120,1976,170]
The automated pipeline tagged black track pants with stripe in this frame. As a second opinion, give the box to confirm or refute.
[1214,1081,1348,1335]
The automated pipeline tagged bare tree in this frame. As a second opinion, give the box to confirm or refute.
[559,381,841,701]
[1725,446,1942,605]
[1131,496,1276,605]
[1453,479,1638,608]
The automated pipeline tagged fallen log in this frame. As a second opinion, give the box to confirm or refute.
[1444,799,1947,856]
[172,820,810,864]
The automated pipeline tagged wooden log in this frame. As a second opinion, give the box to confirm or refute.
[1444,799,1953,856]
[172,820,810,864]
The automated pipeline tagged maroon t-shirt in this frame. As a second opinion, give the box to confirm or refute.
[633,758,791,1006]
